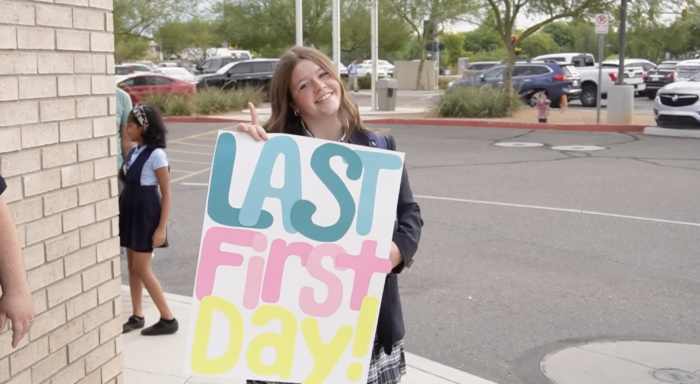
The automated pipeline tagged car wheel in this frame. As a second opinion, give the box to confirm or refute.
[581,84,597,108]
[528,90,552,108]
[646,90,657,100]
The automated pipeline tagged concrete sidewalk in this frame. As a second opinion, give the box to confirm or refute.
[120,288,497,384]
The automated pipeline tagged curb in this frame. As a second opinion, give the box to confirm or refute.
[643,126,700,139]
[365,118,646,132]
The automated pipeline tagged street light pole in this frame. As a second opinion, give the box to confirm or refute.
[617,0,627,85]
[370,0,378,110]
[296,0,303,46]
[332,0,341,74]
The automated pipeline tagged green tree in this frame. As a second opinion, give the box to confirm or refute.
[440,32,468,69]
[114,36,151,63]
[388,0,474,89]
[542,22,575,51]
[463,27,504,53]
[519,30,559,57]
[155,19,220,61]
[466,0,615,102]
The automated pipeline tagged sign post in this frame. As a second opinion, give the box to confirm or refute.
[595,13,609,124]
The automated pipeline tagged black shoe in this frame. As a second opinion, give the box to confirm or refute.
[141,318,179,336]
[123,316,145,333]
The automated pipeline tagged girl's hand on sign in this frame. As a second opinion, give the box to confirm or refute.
[152,226,167,248]
[236,103,268,142]
[389,242,403,268]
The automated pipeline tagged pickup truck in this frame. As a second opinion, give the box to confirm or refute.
[575,62,647,107]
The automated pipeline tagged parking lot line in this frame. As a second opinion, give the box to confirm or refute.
[167,149,213,156]
[170,142,215,148]
[170,167,212,183]
[415,195,700,228]
[169,128,228,144]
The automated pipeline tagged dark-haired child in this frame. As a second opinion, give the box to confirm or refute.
[120,105,178,336]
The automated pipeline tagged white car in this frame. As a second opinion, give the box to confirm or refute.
[654,75,700,129]
[674,59,700,82]
[356,63,388,78]
[363,60,394,76]
[155,67,198,84]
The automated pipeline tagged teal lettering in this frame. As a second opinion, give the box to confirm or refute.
[355,151,403,236]
[291,143,362,242]
[207,132,272,229]
[240,136,302,233]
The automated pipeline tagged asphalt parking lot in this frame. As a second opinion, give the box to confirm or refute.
[124,122,700,384]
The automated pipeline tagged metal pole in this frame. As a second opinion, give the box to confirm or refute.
[371,0,378,110]
[596,34,604,124]
[617,0,626,85]
[296,0,303,46]
[332,0,341,74]
[434,35,440,89]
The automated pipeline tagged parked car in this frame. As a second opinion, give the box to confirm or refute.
[196,59,279,91]
[644,61,679,99]
[193,56,244,75]
[155,67,198,84]
[116,73,197,104]
[573,60,649,107]
[673,59,700,82]
[115,65,135,76]
[448,60,581,107]
[338,62,348,77]
[462,61,500,78]
[206,48,253,60]
[531,53,596,68]
[356,63,388,77]
[363,60,394,76]
[120,63,154,73]
[653,74,700,129]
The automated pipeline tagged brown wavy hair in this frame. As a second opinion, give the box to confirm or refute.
[263,46,368,139]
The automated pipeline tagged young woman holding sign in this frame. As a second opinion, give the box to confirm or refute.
[237,46,423,384]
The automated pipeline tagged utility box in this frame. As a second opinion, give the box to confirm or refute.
[377,78,398,111]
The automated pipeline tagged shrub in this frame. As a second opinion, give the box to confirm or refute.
[142,93,169,114]
[225,85,264,111]
[166,95,193,116]
[192,88,231,115]
[432,85,521,118]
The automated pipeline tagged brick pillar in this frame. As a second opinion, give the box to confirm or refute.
[0,1,123,383]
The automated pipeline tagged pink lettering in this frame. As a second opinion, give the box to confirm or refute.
[299,244,344,317]
[195,227,268,300]
[243,256,265,309]
[336,240,392,311]
[261,240,314,304]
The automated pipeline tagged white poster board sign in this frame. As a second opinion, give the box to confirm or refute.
[184,131,405,384]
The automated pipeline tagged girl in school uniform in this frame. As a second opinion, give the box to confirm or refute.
[120,105,178,336]
[238,46,423,384]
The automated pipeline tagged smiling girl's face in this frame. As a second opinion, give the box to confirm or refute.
[289,59,342,120]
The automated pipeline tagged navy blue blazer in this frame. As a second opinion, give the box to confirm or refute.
[348,127,424,355]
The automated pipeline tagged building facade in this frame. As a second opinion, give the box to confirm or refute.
[0,0,123,383]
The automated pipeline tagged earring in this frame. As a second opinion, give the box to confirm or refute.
[294,109,299,117]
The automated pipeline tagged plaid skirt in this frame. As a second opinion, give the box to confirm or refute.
[247,337,406,384]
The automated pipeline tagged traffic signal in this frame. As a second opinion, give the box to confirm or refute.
[511,34,518,42]
[682,8,689,22]
[515,47,522,56]
[425,42,446,51]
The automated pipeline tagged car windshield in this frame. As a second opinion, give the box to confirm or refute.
[658,64,677,70]
[163,68,190,75]
[690,74,700,82]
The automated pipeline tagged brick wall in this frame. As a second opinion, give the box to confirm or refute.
[0,1,123,383]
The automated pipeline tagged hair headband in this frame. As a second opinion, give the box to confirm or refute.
[133,104,149,128]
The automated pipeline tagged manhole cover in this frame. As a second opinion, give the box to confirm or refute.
[551,145,607,151]
[653,369,700,384]
[494,142,544,148]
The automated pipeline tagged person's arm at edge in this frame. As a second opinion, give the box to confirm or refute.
[152,163,171,248]
[0,195,34,348]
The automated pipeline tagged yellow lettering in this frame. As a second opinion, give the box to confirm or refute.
[246,305,298,379]
[191,296,244,375]
[301,318,353,384]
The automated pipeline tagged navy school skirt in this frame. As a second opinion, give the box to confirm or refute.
[119,185,168,252]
